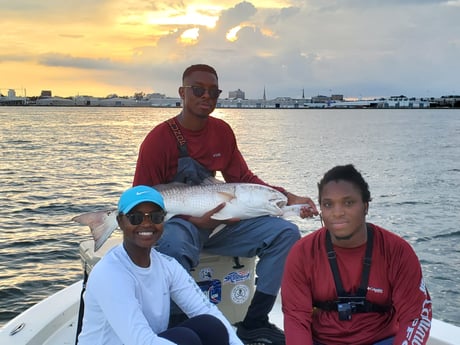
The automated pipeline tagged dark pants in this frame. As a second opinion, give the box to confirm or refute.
[159,314,229,345]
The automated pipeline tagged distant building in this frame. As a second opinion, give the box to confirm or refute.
[35,97,74,106]
[229,89,245,99]
[40,90,52,98]
[311,95,330,103]
[146,92,166,99]
[0,89,27,105]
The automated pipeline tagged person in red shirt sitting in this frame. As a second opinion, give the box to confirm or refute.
[281,164,432,345]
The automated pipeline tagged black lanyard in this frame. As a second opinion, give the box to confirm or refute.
[325,224,374,298]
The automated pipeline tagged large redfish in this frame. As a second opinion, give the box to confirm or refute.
[73,182,309,251]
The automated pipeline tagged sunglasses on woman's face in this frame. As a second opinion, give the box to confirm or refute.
[123,211,166,225]
[183,85,222,99]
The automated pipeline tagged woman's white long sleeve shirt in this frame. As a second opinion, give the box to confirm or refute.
[77,244,243,345]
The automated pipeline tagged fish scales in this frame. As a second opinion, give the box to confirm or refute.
[158,183,287,221]
[160,183,239,220]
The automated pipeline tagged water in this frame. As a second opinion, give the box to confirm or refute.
[0,106,459,327]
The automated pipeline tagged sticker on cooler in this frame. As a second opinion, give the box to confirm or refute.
[197,279,222,304]
[198,267,214,280]
[223,270,251,284]
[231,284,250,304]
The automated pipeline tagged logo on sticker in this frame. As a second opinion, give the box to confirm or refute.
[231,284,250,304]
[197,279,222,304]
[223,270,250,284]
[199,267,214,280]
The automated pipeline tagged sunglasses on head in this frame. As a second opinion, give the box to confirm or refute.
[183,85,222,99]
[123,211,166,225]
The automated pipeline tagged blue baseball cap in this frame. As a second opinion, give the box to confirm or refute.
[118,185,165,214]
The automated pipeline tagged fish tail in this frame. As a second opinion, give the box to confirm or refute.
[72,210,119,251]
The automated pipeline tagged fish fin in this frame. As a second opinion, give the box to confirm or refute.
[72,210,119,251]
[210,203,239,220]
[209,224,227,238]
[210,214,233,221]
[217,191,235,201]
[154,177,224,192]
[154,182,188,192]
[200,177,225,185]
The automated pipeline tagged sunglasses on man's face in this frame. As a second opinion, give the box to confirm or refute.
[123,211,166,225]
[183,85,222,99]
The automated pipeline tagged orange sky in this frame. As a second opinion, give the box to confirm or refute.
[1,0,459,99]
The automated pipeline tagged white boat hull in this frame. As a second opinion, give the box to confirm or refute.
[2,279,460,345]
[0,281,81,345]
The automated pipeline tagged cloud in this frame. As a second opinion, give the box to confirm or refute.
[38,54,119,70]
[1,0,459,98]
[218,1,257,28]
[121,0,460,97]
[0,54,31,63]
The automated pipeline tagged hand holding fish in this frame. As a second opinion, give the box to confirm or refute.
[284,192,319,218]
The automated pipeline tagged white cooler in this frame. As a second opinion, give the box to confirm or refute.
[79,237,255,324]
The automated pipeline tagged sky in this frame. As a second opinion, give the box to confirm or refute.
[1,0,459,100]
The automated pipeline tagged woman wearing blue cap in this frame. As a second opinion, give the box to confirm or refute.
[77,185,243,345]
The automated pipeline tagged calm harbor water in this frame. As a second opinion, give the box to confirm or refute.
[0,106,459,328]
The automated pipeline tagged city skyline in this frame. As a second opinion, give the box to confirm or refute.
[2,85,459,101]
[1,1,459,99]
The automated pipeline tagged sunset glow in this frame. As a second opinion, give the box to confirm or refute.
[226,26,242,42]
[0,0,458,99]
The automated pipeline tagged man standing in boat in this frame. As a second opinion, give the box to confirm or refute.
[133,63,318,345]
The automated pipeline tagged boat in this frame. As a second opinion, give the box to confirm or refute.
[1,238,459,345]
